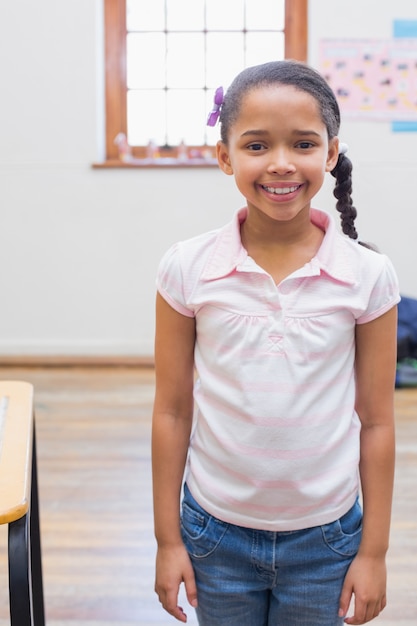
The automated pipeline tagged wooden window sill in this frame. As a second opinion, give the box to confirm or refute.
[92,158,219,169]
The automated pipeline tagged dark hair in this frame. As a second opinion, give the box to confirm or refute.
[219,60,360,243]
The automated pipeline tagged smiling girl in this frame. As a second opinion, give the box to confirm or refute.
[152,60,400,626]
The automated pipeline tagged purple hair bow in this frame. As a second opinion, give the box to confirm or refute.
[207,86,224,127]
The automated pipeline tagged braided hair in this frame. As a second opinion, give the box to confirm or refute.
[219,60,362,244]
[331,153,358,241]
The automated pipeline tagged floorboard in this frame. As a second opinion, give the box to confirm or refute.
[0,366,414,625]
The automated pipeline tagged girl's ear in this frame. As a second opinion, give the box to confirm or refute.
[216,141,234,175]
[325,137,339,172]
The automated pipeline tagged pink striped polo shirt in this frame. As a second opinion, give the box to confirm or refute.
[157,207,400,531]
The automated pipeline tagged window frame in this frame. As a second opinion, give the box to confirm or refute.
[102,0,308,165]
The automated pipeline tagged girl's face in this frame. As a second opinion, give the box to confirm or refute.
[217,85,339,225]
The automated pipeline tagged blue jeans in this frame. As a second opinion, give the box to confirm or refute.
[180,484,362,626]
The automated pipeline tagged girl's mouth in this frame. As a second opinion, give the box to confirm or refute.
[261,184,302,195]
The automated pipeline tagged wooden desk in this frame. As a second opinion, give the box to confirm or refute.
[0,381,45,625]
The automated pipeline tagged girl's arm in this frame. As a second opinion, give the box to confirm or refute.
[152,293,197,623]
[339,305,398,625]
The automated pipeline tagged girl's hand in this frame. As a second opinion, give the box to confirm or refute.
[155,543,198,622]
[338,553,387,624]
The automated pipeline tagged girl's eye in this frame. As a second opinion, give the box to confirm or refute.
[297,141,315,149]
[247,143,265,151]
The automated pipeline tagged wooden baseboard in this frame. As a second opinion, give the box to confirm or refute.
[0,355,155,368]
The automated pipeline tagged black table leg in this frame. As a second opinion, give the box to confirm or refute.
[8,422,45,626]
[30,424,45,625]
[8,514,33,626]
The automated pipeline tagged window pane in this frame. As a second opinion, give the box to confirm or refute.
[206,33,245,88]
[245,0,285,30]
[126,0,165,31]
[166,90,206,145]
[166,34,205,88]
[167,0,205,31]
[245,32,285,67]
[127,34,166,88]
[123,0,293,149]
[206,0,245,30]
[127,90,167,146]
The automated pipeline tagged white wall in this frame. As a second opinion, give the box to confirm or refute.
[309,0,417,299]
[0,0,415,358]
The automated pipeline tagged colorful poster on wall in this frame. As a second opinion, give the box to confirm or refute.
[319,39,417,120]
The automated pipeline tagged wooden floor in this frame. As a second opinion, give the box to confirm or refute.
[0,366,414,625]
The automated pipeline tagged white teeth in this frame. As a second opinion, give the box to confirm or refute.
[263,185,299,195]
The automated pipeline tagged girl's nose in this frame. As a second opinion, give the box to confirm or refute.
[267,148,296,175]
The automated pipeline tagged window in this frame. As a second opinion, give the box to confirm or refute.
[103,0,307,165]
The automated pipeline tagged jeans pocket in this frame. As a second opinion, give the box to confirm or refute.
[321,498,363,557]
[180,485,229,558]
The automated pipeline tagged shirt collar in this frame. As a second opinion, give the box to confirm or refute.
[201,207,248,280]
[201,207,357,285]
[310,208,357,285]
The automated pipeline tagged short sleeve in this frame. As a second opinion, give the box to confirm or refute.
[156,243,195,318]
[356,254,400,324]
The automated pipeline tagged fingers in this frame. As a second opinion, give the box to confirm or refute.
[343,594,387,624]
[155,583,188,623]
[169,605,188,623]
[339,555,388,624]
[155,544,198,622]
[184,567,198,611]
[338,582,353,620]
[155,559,198,623]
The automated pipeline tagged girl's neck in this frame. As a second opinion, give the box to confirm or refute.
[241,206,319,248]
[240,207,324,284]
